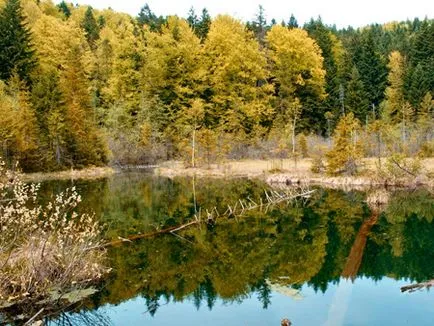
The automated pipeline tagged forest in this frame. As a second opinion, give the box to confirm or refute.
[0,0,433,172]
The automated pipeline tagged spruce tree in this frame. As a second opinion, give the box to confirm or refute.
[187,7,198,30]
[196,8,211,41]
[81,6,100,49]
[137,4,165,32]
[248,5,267,45]
[0,0,37,84]
[304,18,342,131]
[287,14,298,29]
[57,1,71,19]
[345,66,369,121]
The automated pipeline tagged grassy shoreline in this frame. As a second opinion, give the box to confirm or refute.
[22,166,116,182]
[156,158,434,189]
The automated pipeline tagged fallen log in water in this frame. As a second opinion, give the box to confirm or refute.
[401,279,434,293]
[101,220,200,248]
[100,186,315,248]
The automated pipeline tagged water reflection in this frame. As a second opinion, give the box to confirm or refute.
[7,174,434,324]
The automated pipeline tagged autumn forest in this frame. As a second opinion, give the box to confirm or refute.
[0,0,433,172]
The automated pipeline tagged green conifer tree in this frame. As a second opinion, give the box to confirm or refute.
[196,8,211,41]
[187,7,198,30]
[287,14,298,29]
[56,1,71,19]
[137,4,165,32]
[81,6,100,49]
[0,0,37,84]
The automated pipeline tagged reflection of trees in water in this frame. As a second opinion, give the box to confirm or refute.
[37,177,434,318]
[47,309,112,326]
[342,211,379,280]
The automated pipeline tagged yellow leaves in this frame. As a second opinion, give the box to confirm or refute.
[267,25,326,102]
[21,0,43,26]
[32,14,91,74]
[203,15,272,132]
[383,51,406,122]
[0,78,38,154]
[139,121,153,147]
[387,51,405,88]
[326,113,363,175]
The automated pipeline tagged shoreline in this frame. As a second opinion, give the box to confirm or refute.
[20,158,433,190]
[22,166,116,182]
[155,159,434,190]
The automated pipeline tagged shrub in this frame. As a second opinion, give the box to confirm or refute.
[326,113,363,175]
[383,154,422,180]
[0,161,108,307]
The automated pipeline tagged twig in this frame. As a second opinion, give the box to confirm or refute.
[24,308,44,325]
[390,157,417,177]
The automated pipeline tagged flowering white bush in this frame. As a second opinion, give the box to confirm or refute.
[0,161,108,305]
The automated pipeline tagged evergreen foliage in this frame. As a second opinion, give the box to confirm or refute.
[137,4,165,32]
[56,0,71,19]
[0,0,36,84]
[81,6,100,48]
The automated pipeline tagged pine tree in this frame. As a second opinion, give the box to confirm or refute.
[187,7,198,30]
[349,29,387,111]
[196,8,211,41]
[31,69,69,167]
[0,0,37,84]
[57,0,71,19]
[304,18,343,132]
[287,14,298,29]
[345,66,369,120]
[31,69,63,131]
[137,4,165,32]
[248,5,267,46]
[81,6,100,49]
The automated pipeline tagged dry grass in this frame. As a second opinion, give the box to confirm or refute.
[22,167,115,182]
[156,159,312,178]
[156,158,434,188]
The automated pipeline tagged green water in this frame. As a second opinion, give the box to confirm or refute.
[7,173,434,325]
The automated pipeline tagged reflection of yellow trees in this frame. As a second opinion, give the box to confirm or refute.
[33,176,434,316]
[318,191,366,245]
[97,203,329,307]
[36,176,434,309]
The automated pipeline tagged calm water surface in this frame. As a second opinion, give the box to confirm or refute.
[31,173,434,325]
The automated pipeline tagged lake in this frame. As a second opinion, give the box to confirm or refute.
[5,172,434,325]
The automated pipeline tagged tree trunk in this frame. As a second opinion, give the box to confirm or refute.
[192,122,196,168]
[342,212,379,280]
[292,117,297,169]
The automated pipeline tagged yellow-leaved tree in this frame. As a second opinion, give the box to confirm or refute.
[143,15,204,152]
[266,25,326,157]
[203,15,273,140]
[326,113,363,175]
[0,76,39,170]
[31,14,107,168]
